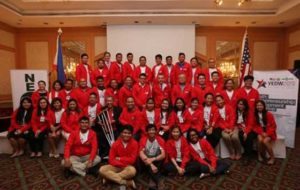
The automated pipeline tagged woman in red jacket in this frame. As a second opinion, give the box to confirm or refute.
[140,98,157,135]
[221,79,238,110]
[253,100,277,165]
[157,99,175,140]
[164,125,201,176]
[202,93,220,148]
[30,97,55,158]
[7,96,33,158]
[188,98,204,132]
[173,98,192,135]
[61,99,81,140]
[235,98,257,159]
[48,98,64,158]
[187,128,230,178]
[48,80,64,104]
[215,95,240,160]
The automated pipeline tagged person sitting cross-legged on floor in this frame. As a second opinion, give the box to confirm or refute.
[99,125,139,189]
[62,116,101,178]
[187,128,230,179]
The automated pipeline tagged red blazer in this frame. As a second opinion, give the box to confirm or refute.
[165,137,190,169]
[60,89,74,108]
[253,112,277,140]
[105,88,119,107]
[165,65,175,86]
[48,90,64,103]
[236,112,255,134]
[236,87,260,111]
[110,62,123,84]
[31,109,55,134]
[155,109,175,130]
[190,67,203,86]
[75,63,93,85]
[173,110,192,133]
[207,82,223,96]
[31,90,49,108]
[216,105,236,130]
[220,90,238,110]
[203,105,219,127]
[189,139,218,169]
[71,87,92,110]
[172,62,192,85]
[64,129,98,161]
[191,85,214,105]
[152,83,171,108]
[122,61,136,80]
[133,66,152,83]
[82,104,102,118]
[171,84,193,106]
[152,64,168,84]
[189,108,204,132]
[139,109,160,135]
[91,68,110,87]
[8,110,31,132]
[139,135,165,152]
[202,68,224,85]
[118,86,133,108]
[61,111,80,133]
[132,83,152,109]
[119,108,143,134]
[109,138,139,168]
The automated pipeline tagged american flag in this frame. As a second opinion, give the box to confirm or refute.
[239,29,252,87]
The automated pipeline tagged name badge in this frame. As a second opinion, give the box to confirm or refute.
[159,130,165,136]
[40,116,45,122]
[179,116,184,123]
[66,95,70,100]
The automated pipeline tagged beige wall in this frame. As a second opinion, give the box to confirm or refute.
[94,36,107,56]
[0,26,16,99]
[25,41,49,70]
[195,36,207,56]
[253,42,278,70]
[287,24,300,69]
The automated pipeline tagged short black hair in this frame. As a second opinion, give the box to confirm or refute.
[89,92,98,97]
[121,125,134,133]
[96,76,104,81]
[139,73,147,78]
[211,71,219,77]
[81,53,88,59]
[139,56,146,61]
[65,79,74,83]
[166,56,172,60]
[116,53,122,57]
[52,80,63,89]
[244,75,254,82]
[155,54,162,59]
[198,73,206,79]
[179,52,185,57]
[186,128,199,143]
[38,80,46,85]
[104,51,111,56]
[146,124,157,131]
[79,116,89,122]
[215,94,224,100]
[204,92,214,98]
[127,52,133,57]
[191,97,199,103]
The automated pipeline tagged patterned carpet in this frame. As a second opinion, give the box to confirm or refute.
[0,129,300,190]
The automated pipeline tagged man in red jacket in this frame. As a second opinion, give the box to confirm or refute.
[132,73,152,110]
[71,78,92,109]
[123,53,136,80]
[99,125,138,189]
[62,116,101,178]
[171,73,193,106]
[110,53,124,86]
[75,53,93,87]
[172,52,191,84]
[202,58,224,84]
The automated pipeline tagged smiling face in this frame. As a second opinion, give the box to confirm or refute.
[127,54,133,63]
[105,96,114,108]
[116,54,123,63]
[225,80,234,90]
[189,130,199,144]
[79,119,89,132]
[161,99,169,111]
[68,101,77,111]
[38,81,46,91]
[191,58,198,68]
[126,97,135,110]
[198,75,206,85]
[146,99,155,111]
[208,58,216,68]
[191,99,199,110]
[256,101,265,112]
[110,79,118,89]
[244,79,253,88]
[97,60,105,69]
[147,127,156,139]
[104,53,111,62]
[39,99,48,109]
[178,54,185,63]
[178,74,186,85]
[89,94,97,105]
[64,80,73,91]
[215,96,225,108]
[22,99,32,110]
[125,77,133,87]
[79,79,87,88]
[81,55,88,64]
[139,57,146,66]
[53,100,62,111]
[175,99,185,110]
[237,101,246,111]
[205,94,214,106]
[171,127,181,140]
[121,129,132,142]
[53,82,62,91]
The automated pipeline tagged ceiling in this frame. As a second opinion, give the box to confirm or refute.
[0,0,300,27]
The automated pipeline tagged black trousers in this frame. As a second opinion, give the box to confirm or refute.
[7,130,31,140]
[200,159,230,175]
[238,130,257,156]
[28,130,47,153]
[205,128,222,148]
[164,161,202,176]
[140,160,163,184]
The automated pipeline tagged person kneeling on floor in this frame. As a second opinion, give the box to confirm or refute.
[62,116,101,178]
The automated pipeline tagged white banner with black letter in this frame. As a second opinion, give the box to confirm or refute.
[10,70,49,110]
[253,70,299,148]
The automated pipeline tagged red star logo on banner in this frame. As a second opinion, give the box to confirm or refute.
[257,80,266,89]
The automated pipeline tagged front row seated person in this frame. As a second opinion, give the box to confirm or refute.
[62,116,101,178]
[187,128,230,178]
[99,125,138,189]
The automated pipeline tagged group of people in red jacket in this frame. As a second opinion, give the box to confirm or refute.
[7,52,278,190]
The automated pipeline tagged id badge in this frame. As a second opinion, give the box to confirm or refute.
[179,116,184,124]
[40,116,45,122]
[159,130,165,136]
[66,95,70,100]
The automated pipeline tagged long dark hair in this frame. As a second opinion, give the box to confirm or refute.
[224,78,234,90]
[160,98,173,121]
[169,125,182,140]
[52,80,64,91]
[66,99,81,115]
[236,98,249,123]
[37,97,49,116]
[51,97,63,111]
[254,100,267,126]
[174,97,186,113]
[16,97,33,124]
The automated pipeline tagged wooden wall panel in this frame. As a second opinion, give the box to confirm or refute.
[253,42,278,70]
[25,41,49,70]
[0,50,15,96]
